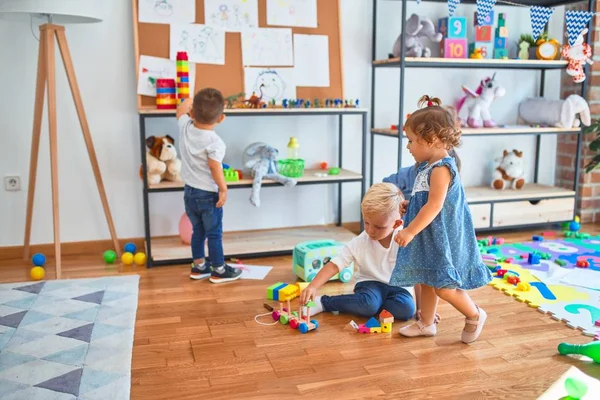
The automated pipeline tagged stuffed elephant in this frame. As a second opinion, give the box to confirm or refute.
[392,14,443,58]
[518,95,591,128]
[244,143,296,207]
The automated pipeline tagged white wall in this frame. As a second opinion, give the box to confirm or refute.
[0,0,563,246]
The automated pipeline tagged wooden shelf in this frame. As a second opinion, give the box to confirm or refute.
[371,126,581,137]
[150,225,358,262]
[139,107,368,115]
[373,57,567,69]
[465,184,575,203]
[148,168,363,192]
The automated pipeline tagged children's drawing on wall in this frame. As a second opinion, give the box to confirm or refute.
[244,68,296,104]
[138,0,195,24]
[266,0,317,28]
[241,28,293,66]
[170,24,225,65]
[137,55,196,97]
[204,0,259,32]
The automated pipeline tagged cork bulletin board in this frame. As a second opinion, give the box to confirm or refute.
[132,0,344,111]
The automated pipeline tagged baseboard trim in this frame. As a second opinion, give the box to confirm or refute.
[1,222,362,261]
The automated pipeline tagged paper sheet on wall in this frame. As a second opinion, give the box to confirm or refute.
[266,0,317,28]
[138,0,195,24]
[244,68,296,104]
[293,34,329,87]
[137,55,196,97]
[242,28,293,66]
[170,24,225,65]
[204,0,258,32]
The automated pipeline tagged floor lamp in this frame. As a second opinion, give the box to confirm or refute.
[0,1,121,279]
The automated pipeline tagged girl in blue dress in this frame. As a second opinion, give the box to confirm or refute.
[389,95,492,343]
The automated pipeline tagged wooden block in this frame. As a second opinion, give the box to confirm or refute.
[475,26,492,42]
[358,324,370,333]
[474,10,494,26]
[496,27,508,38]
[494,48,508,59]
[442,38,467,58]
[381,322,392,333]
[440,17,467,39]
[494,36,507,49]
[370,327,382,333]
[380,316,394,324]
[469,42,492,59]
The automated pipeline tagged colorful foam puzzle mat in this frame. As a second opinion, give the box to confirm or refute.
[484,236,600,338]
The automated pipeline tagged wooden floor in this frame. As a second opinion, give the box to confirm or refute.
[2,225,600,399]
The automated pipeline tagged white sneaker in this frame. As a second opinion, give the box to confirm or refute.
[399,321,437,337]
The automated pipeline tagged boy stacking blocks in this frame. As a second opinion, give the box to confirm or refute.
[439,16,467,58]
[494,13,508,59]
[155,78,177,109]
[176,51,189,104]
[470,11,493,59]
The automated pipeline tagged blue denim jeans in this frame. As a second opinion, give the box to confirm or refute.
[183,185,224,267]
[321,280,415,321]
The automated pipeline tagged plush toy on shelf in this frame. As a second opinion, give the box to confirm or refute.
[391,14,443,58]
[243,142,297,208]
[456,73,506,128]
[562,28,593,83]
[492,149,526,190]
[140,135,182,185]
[518,94,591,128]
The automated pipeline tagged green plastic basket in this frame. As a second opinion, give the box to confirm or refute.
[278,159,305,178]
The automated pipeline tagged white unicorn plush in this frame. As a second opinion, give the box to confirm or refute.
[456,74,506,128]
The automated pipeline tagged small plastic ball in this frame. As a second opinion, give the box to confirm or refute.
[569,221,581,232]
[121,252,134,266]
[30,266,45,281]
[103,250,117,264]
[123,242,137,253]
[133,252,147,266]
[32,253,46,267]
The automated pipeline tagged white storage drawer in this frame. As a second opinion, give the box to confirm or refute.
[469,204,491,229]
[492,197,575,228]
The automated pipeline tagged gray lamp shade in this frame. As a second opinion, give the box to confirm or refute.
[0,0,103,24]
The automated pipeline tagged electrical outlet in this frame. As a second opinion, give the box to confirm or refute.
[4,176,21,191]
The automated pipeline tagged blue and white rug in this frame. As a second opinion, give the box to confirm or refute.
[0,275,139,400]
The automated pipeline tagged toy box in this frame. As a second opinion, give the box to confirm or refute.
[293,240,354,282]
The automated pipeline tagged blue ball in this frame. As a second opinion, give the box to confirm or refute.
[32,253,46,267]
[123,242,137,254]
[569,221,581,232]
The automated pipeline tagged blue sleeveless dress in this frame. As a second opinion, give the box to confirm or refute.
[389,157,492,289]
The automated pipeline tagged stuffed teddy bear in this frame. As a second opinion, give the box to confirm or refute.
[243,142,296,207]
[492,150,525,190]
[562,28,593,83]
[518,94,591,128]
[392,14,443,58]
[140,135,182,185]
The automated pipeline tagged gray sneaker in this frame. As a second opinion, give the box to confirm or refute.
[209,264,242,283]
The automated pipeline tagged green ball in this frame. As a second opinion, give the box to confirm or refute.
[103,250,117,264]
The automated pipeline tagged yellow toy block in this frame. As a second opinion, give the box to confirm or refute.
[381,322,392,333]
[370,327,382,333]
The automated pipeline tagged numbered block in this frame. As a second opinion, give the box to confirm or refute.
[496,26,508,38]
[498,13,506,27]
[439,17,467,39]
[469,42,492,59]
[495,36,507,49]
[494,48,508,59]
[442,38,467,58]
[474,10,494,26]
[475,26,492,42]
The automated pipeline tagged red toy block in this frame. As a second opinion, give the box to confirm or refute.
[496,269,508,278]
[542,231,556,237]
[442,38,467,58]
[505,257,514,263]
[576,260,590,268]
[475,26,492,42]
[507,275,520,285]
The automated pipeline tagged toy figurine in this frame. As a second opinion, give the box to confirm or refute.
[563,28,593,83]
[456,73,506,128]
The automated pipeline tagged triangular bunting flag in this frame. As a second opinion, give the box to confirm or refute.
[476,0,496,26]
[448,0,461,18]
[530,6,554,42]
[566,10,594,46]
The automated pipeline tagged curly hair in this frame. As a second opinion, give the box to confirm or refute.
[404,95,461,149]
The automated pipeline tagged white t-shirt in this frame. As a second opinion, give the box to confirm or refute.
[178,115,226,192]
[330,229,414,294]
